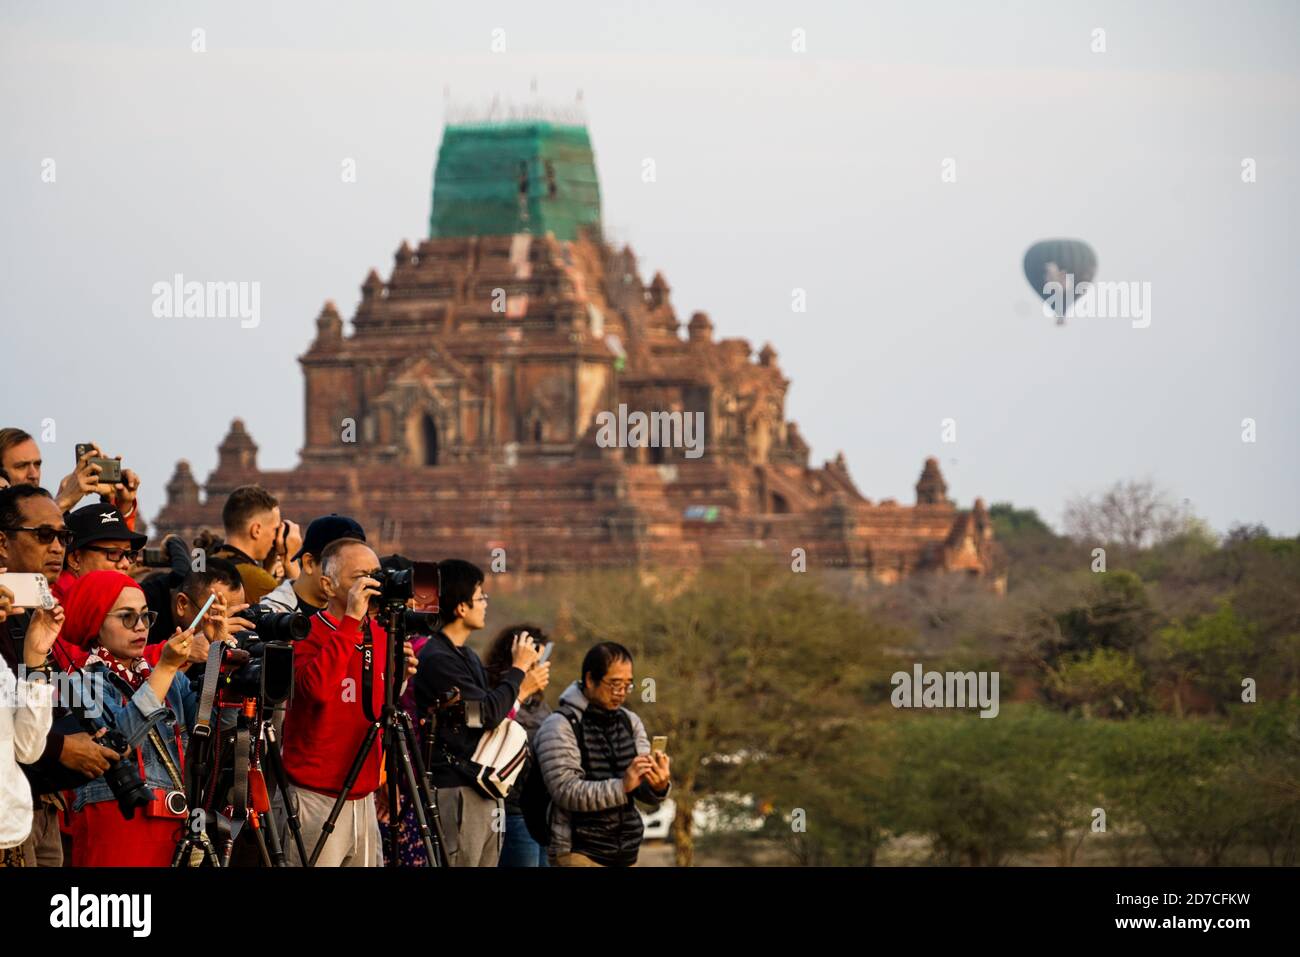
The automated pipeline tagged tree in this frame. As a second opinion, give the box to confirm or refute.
[1155,602,1255,717]
[564,557,892,866]
[1049,571,1157,665]
[1046,648,1146,718]
[1063,479,1200,550]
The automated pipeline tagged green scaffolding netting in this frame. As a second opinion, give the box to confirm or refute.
[429,121,603,241]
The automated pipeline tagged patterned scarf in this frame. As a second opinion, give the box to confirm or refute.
[85,644,151,690]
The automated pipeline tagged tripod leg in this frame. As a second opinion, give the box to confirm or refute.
[263,723,310,866]
[249,812,274,867]
[389,726,438,866]
[199,831,222,867]
[262,799,288,866]
[395,711,448,866]
[171,836,191,868]
[385,737,401,867]
[307,721,381,867]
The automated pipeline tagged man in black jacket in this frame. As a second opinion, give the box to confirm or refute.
[413,559,539,866]
[0,485,120,866]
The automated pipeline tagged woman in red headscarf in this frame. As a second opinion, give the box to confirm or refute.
[59,570,203,866]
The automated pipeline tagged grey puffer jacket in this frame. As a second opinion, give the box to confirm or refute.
[534,681,669,862]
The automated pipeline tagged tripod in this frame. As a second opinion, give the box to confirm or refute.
[174,647,310,867]
[307,604,449,867]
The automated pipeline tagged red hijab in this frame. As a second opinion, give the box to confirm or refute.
[60,570,144,649]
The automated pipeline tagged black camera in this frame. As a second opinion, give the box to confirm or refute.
[96,727,154,820]
[241,605,310,643]
[372,566,414,605]
[220,638,295,704]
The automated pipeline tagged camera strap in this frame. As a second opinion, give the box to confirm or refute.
[192,641,227,742]
[360,617,377,725]
[228,724,251,839]
[146,725,186,795]
[101,670,187,794]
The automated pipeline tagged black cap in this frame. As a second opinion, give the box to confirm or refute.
[66,503,148,552]
[293,513,366,562]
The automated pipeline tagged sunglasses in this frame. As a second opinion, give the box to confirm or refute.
[107,609,158,631]
[2,526,73,547]
[83,545,141,564]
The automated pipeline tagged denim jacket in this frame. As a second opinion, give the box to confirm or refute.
[64,665,198,813]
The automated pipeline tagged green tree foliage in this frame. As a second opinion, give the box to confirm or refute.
[1091,709,1298,865]
[1046,648,1146,718]
[563,557,893,866]
[888,707,1092,865]
[1156,603,1255,716]
[1051,571,1156,662]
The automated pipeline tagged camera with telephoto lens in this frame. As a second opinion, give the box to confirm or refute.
[240,605,311,643]
[371,566,414,605]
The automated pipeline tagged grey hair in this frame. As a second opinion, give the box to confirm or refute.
[320,537,370,582]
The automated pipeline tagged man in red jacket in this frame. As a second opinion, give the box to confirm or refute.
[280,537,416,866]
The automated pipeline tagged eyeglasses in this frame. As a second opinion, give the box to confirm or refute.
[2,526,73,547]
[600,678,635,693]
[472,594,489,604]
[83,545,140,564]
[107,609,158,631]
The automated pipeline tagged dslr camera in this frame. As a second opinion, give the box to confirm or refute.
[371,565,414,605]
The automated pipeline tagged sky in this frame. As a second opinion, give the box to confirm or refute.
[2,0,1297,536]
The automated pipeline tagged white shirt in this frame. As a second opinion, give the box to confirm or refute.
[1,665,55,849]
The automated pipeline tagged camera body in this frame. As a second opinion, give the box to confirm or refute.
[371,566,414,605]
[94,727,154,820]
[221,637,295,704]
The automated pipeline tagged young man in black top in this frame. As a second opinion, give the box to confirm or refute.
[413,559,541,866]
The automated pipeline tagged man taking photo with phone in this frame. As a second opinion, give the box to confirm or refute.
[534,641,670,867]
[413,558,547,867]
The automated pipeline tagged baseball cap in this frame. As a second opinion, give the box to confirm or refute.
[293,513,366,562]
[65,503,148,552]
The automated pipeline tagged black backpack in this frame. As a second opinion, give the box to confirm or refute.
[521,709,584,847]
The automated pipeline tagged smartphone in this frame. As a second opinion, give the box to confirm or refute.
[0,572,56,610]
[186,592,218,632]
[537,642,554,665]
[651,735,668,755]
[75,443,122,485]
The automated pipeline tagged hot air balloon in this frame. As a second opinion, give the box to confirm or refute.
[1024,239,1097,324]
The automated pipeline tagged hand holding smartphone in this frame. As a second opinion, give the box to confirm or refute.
[0,572,56,610]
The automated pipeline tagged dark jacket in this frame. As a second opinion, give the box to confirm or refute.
[4,613,82,796]
[413,631,523,789]
[534,682,669,866]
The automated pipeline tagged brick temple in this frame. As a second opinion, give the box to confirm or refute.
[155,118,1004,589]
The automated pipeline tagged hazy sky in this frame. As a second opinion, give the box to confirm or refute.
[3,1,1297,536]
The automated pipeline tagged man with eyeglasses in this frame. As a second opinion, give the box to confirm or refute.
[53,503,148,602]
[534,641,671,867]
[414,558,538,866]
[0,484,123,866]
